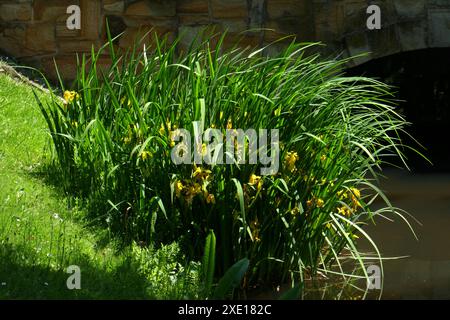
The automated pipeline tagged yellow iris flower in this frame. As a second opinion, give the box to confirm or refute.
[64,91,79,104]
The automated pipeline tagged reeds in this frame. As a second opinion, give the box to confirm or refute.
[35,30,418,290]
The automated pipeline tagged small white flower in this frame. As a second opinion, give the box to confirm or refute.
[51,213,63,222]
[1,282,6,286]
[16,189,25,199]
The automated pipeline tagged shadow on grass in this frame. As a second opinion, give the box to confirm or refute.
[0,243,152,299]
[25,160,69,198]
[25,161,123,252]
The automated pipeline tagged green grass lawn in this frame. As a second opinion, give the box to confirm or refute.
[0,71,199,299]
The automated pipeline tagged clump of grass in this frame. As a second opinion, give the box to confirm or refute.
[35,30,418,291]
[130,242,202,299]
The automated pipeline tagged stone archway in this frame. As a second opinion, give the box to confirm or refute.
[347,47,450,171]
[323,1,450,67]
[0,0,449,79]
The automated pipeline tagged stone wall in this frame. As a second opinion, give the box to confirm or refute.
[0,0,449,80]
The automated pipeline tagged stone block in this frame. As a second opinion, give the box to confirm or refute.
[123,15,177,29]
[178,14,210,26]
[3,25,26,40]
[177,0,209,14]
[81,0,101,40]
[41,54,112,81]
[266,0,310,19]
[211,0,247,19]
[58,40,101,53]
[221,32,261,51]
[0,3,32,21]
[218,18,247,33]
[249,0,264,29]
[265,17,315,42]
[25,23,56,53]
[428,9,450,47]
[103,0,125,14]
[125,0,176,17]
[314,2,341,42]
[344,32,372,66]
[342,1,368,34]
[397,20,427,51]
[0,35,29,58]
[394,0,426,19]
[33,0,77,21]
[178,25,209,49]
[368,25,401,57]
[118,26,174,50]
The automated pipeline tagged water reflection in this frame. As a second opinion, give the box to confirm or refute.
[249,168,450,300]
[362,168,450,299]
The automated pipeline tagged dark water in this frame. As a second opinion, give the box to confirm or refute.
[344,48,450,299]
[360,168,450,299]
[250,169,450,300]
